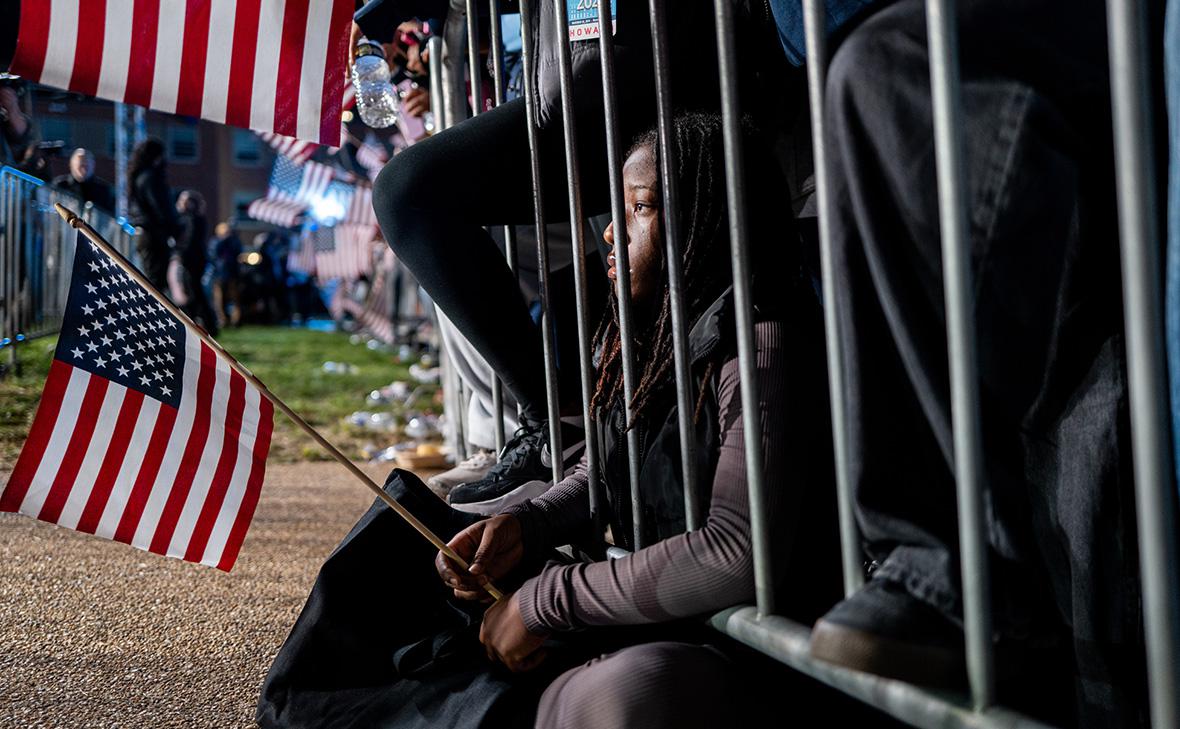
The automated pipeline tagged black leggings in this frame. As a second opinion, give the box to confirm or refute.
[373,96,647,422]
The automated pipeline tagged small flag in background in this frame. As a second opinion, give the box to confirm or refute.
[9,0,355,146]
[257,131,319,166]
[319,184,380,280]
[0,232,274,571]
[257,87,358,163]
[356,132,390,180]
[247,155,337,228]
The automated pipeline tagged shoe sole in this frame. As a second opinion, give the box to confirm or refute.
[449,479,551,516]
[809,618,967,691]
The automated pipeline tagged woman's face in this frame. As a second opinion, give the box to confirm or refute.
[604,144,662,307]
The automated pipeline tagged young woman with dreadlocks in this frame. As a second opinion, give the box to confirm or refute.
[434,112,843,726]
[257,113,845,729]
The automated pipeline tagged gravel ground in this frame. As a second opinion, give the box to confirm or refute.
[0,462,407,728]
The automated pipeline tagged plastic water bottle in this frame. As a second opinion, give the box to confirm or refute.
[352,41,398,129]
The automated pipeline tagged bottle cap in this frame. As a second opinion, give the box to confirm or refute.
[355,40,385,60]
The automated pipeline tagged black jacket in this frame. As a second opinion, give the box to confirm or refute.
[593,284,843,621]
[127,167,178,235]
[51,174,116,214]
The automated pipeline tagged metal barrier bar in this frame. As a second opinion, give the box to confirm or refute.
[429,35,446,130]
[1,167,46,374]
[465,0,507,454]
[598,6,643,536]
[1105,1,1180,726]
[465,0,483,117]
[925,0,994,710]
[1,171,133,375]
[552,0,607,535]
[518,0,565,486]
[488,0,520,287]
[428,36,448,132]
[488,0,520,442]
[801,0,864,598]
[711,0,773,616]
[709,607,1056,729]
[646,0,698,543]
[2,173,13,372]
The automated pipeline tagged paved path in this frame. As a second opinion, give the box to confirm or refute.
[0,463,405,728]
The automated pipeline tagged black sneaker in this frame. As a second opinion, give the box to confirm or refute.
[448,422,552,505]
[809,577,967,690]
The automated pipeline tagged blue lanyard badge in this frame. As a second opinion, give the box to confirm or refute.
[567,0,617,42]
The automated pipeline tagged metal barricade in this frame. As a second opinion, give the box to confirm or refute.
[436,1,1178,725]
[1,166,138,376]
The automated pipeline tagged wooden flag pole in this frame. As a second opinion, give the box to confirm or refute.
[54,203,504,601]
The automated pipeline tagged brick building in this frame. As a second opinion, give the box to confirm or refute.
[28,86,274,240]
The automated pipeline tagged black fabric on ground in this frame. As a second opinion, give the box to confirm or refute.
[826,0,1145,725]
[257,470,545,729]
[257,470,908,728]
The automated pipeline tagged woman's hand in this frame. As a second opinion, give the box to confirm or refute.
[480,592,548,672]
[348,22,363,67]
[435,514,524,601]
[402,87,430,118]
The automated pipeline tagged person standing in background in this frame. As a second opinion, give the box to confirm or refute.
[210,222,244,329]
[126,138,178,291]
[175,189,217,335]
[52,148,116,213]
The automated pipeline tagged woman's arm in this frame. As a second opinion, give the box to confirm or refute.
[502,455,593,559]
[515,321,798,633]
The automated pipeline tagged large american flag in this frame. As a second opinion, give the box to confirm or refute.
[9,0,354,146]
[247,155,336,228]
[0,233,274,571]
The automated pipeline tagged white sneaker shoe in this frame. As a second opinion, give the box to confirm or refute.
[427,450,497,499]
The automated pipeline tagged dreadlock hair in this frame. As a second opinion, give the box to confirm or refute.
[590,112,796,426]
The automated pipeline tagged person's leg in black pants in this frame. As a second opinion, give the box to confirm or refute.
[135,229,171,293]
[373,93,635,423]
[810,0,1143,724]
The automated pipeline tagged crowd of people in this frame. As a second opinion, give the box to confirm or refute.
[0,0,1160,725]
[0,70,321,335]
[257,1,1155,728]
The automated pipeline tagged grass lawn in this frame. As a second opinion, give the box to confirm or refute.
[0,326,439,470]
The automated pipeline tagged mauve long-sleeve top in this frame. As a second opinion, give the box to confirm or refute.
[505,320,799,634]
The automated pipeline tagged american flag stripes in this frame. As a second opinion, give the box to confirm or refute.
[257,87,357,163]
[336,251,396,343]
[324,184,381,279]
[288,183,381,280]
[257,131,318,165]
[247,156,336,228]
[9,0,355,146]
[355,132,390,180]
[1,232,274,571]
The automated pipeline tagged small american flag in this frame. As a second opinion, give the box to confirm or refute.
[337,251,396,343]
[1,232,274,571]
[257,131,318,166]
[247,156,336,228]
[355,132,390,181]
[257,88,358,164]
[9,0,354,146]
[322,185,380,280]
